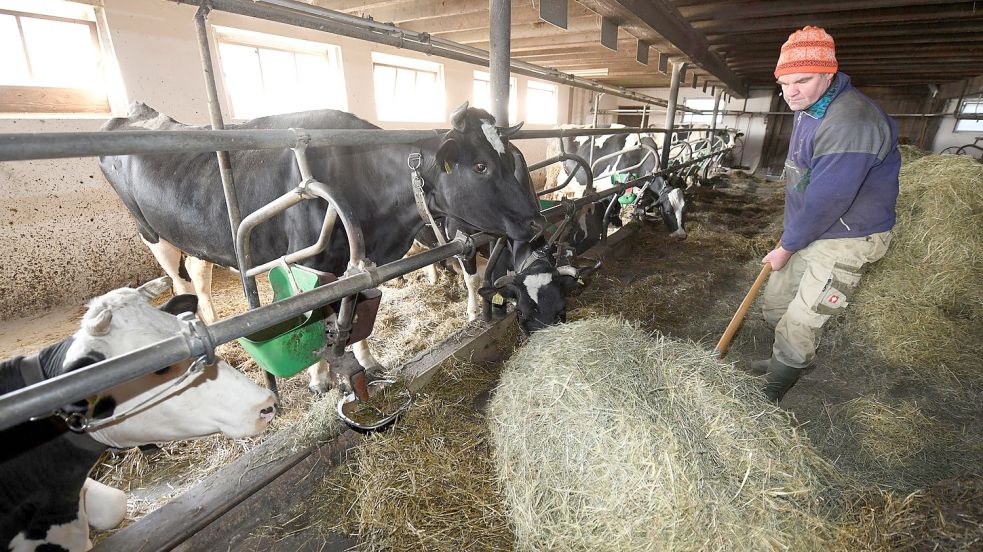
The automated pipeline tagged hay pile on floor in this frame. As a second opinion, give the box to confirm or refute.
[898,144,931,164]
[839,476,983,550]
[812,397,974,491]
[368,270,470,371]
[850,154,983,375]
[488,317,850,551]
[333,361,514,551]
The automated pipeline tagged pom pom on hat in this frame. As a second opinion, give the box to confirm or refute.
[774,26,838,78]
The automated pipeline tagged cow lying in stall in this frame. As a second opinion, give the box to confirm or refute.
[98,102,544,393]
[0,277,275,552]
[547,125,687,239]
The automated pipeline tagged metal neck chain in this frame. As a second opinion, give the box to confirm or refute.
[407,152,450,245]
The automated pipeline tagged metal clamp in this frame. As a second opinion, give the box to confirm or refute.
[178,312,216,365]
[407,152,422,171]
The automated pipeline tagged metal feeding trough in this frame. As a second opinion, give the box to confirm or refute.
[337,378,412,431]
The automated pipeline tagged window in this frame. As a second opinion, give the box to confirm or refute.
[214,26,347,120]
[681,98,724,126]
[472,70,516,119]
[371,52,445,123]
[954,99,983,133]
[525,80,558,125]
[0,0,112,114]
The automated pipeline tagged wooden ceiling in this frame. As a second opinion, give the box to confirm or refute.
[310,0,983,97]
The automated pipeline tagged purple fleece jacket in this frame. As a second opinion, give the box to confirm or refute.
[781,72,901,252]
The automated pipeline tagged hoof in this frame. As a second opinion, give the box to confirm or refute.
[308,381,331,395]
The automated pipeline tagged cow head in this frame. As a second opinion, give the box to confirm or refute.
[57,277,275,448]
[431,102,545,242]
[637,175,687,239]
[478,256,600,335]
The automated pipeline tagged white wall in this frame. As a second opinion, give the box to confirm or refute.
[0,0,571,319]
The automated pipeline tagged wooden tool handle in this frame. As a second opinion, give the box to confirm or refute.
[714,262,773,359]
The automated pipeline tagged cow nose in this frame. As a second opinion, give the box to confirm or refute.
[259,404,276,423]
[529,218,546,237]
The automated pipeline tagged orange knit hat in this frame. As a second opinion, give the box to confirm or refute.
[774,26,838,78]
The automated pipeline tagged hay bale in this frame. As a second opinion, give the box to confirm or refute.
[488,317,849,551]
[898,144,931,165]
[851,154,983,371]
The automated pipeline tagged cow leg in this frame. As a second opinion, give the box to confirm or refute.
[82,478,127,531]
[460,257,483,322]
[307,359,331,394]
[143,237,195,296]
[185,255,216,323]
[352,340,384,376]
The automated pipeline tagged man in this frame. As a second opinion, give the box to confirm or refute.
[753,26,900,402]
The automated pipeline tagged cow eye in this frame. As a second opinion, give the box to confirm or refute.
[473,163,487,174]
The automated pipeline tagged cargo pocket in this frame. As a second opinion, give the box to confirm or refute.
[813,262,862,315]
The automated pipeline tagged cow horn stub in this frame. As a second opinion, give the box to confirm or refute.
[450,101,470,133]
[498,121,524,138]
[494,274,516,287]
[137,276,172,299]
[84,309,113,336]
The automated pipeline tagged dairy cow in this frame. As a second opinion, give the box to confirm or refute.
[99,102,544,392]
[549,126,687,239]
[0,277,275,552]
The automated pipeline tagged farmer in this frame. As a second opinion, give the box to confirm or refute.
[753,26,901,402]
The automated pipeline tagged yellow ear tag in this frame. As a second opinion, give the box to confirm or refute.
[443,161,453,174]
[492,293,505,306]
[577,277,585,285]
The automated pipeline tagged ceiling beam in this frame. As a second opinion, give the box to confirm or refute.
[696,7,983,34]
[576,0,747,97]
[678,0,961,22]
[435,14,600,43]
[707,21,983,44]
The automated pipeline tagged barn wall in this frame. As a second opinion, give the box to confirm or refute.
[0,0,571,320]
[932,98,983,154]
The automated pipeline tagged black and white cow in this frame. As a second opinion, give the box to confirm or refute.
[0,277,275,552]
[98,102,544,392]
[550,126,687,239]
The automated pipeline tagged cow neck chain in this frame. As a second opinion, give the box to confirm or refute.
[408,151,450,245]
[44,356,210,434]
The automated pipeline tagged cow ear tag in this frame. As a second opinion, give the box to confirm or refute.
[443,161,453,174]
[492,293,505,306]
[577,277,585,285]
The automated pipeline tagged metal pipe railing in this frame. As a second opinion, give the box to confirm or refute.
[0,127,673,163]
[0,234,488,431]
[170,0,682,110]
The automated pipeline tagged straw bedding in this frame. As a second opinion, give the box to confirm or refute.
[488,317,849,551]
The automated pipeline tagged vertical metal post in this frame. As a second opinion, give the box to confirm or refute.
[661,60,687,170]
[194,5,277,396]
[710,87,725,136]
[489,0,511,125]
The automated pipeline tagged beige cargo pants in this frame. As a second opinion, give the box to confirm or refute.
[761,231,892,368]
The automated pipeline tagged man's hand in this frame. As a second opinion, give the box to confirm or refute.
[763,246,793,271]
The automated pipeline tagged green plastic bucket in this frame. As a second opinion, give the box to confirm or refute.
[238,266,328,378]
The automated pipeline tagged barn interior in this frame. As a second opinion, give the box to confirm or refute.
[1,0,982,551]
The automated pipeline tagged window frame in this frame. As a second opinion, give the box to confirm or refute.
[953,98,983,133]
[213,26,348,120]
[472,70,517,119]
[0,6,110,114]
[525,79,558,125]
[371,51,445,123]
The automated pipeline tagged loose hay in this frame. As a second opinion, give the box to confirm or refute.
[850,154,983,376]
[488,317,850,551]
[898,144,931,165]
[330,360,516,552]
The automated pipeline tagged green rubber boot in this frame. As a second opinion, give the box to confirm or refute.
[761,358,802,403]
[749,359,771,375]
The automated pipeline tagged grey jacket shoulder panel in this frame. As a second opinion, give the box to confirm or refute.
[814,89,893,161]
